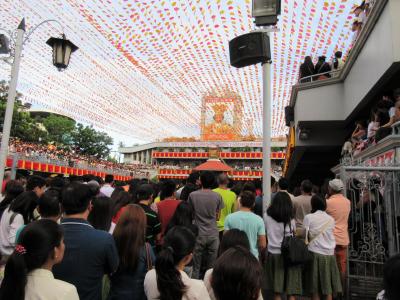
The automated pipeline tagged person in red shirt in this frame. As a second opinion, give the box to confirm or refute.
[156,180,181,241]
[1,170,11,195]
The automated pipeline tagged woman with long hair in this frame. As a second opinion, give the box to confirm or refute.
[264,192,302,300]
[88,196,114,233]
[166,202,198,236]
[304,195,342,300]
[144,226,210,300]
[211,246,263,300]
[111,191,133,223]
[0,191,38,256]
[299,56,315,83]
[0,219,78,300]
[108,204,155,300]
[0,180,24,217]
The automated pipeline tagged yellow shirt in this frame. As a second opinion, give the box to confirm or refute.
[213,188,237,231]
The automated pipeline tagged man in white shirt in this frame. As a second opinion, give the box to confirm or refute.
[100,174,114,197]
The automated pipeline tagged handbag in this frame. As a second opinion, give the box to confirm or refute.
[145,242,153,271]
[281,222,312,267]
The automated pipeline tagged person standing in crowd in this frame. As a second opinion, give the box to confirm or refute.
[326,179,351,291]
[36,189,62,222]
[213,173,237,240]
[180,172,200,201]
[0,180,24,217]
[0,191,38,257]
[224,191,266,259]
[264,192,302,300]
[100,174,115,197]
[314,56,332,80]
[376,101,400,142]
[25,175,46,199]
[15,188,63,243]
[108,204,155,300]
[304,195,342,300]
[188,171,224,279]
[377,254,400,300]
[156,180,181,240]
[53,182,119,300]
[299,56,315,83]
[277,177,295,201]
[136,184,162,249]
[166,201,198,236]
[88,196,115,233]
[293,179,313,238]
[111,190,133,223]
[210,247,263,300]
[144,226,211,300]
[255,176,276,217]
[1,171,11,197]
[332,51,344,75]
[0,219,79,300]
[204,229,256,300]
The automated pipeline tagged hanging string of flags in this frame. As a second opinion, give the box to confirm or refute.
[0,0,358,141]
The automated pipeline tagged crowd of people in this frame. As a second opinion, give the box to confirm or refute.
[299,0,376,84]
[351,0,375,45]
[7,138,148,176]
[0,171,398,300]
[342,88,400,158]
[299,51,344,83]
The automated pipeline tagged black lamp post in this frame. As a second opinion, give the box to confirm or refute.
[46,34,78,70]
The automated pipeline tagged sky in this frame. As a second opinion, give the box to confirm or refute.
[0,0,359,148]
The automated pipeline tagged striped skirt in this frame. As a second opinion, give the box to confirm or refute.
[263,253,303,295]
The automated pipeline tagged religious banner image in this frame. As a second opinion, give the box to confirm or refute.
[201,96,239,141]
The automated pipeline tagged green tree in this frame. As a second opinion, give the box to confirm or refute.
[0,81,46,142]
[42,114,76,145]
[71,123,113,159]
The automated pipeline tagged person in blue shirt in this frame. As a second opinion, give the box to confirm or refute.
[53,182,119,300]
[224,191,266,259]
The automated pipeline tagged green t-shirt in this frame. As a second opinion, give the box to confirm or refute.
[213,188,237,231]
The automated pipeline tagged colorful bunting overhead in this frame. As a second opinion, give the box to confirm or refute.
[0,0,358,141]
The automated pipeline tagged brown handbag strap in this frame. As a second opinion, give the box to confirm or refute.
[145,243,153,271]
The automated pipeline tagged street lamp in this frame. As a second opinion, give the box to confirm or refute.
[252,0,281,26]
[229,0,280,219]
[0,18,78,191]
[46,34,78,71]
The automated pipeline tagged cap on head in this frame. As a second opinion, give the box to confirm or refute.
[329,179,344,192]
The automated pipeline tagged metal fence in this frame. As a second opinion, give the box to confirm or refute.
[340,164,400,299]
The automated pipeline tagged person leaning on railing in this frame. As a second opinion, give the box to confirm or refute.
[375,101,400,142]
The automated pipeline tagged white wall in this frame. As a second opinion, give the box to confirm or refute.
[294,84,344,123]
[344,6,394,115]
[294,2,399,126]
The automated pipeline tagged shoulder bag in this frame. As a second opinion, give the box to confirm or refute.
[305,220,333,245]
[281,222,313,266]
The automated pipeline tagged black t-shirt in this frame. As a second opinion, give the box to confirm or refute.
[138,203,161,248]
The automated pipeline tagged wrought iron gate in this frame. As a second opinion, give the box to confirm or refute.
[340,165,400,300]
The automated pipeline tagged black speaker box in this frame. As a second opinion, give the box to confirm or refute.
[285,106,294,126]
[229,32,271,68]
